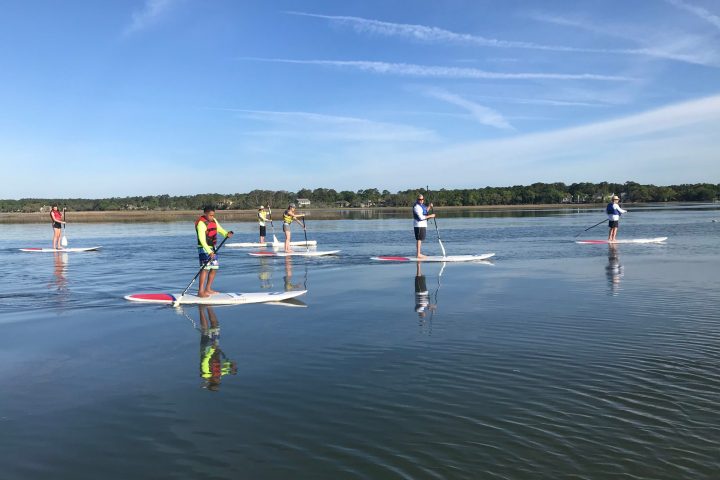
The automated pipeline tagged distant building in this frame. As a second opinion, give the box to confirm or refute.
[334,201,350,208]
[296,198,311,207]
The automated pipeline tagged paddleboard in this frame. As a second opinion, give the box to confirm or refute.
[371,253,496,262]
[124,290,306,305]
[19,246,102,252]
[576,237,668,245]
[249,250,340,257]
[226,240,317,248]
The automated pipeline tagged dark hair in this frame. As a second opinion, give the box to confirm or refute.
[203,206,215,214]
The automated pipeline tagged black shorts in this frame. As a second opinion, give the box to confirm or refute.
[259,226,266,236]
[608,220,619,228]
[414,227,427,241]
[52,222,62,229]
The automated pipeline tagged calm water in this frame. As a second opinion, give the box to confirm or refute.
[1,205,719,479]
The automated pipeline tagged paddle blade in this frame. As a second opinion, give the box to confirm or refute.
[273,234,279,243]
[61,235,68,247]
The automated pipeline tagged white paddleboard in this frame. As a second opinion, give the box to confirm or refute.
[226,240,317,248]
[19,246,102,252]
[249,250,340,257]
[371,253,495,262]
[124,290,306,305]
[576,237,668,245]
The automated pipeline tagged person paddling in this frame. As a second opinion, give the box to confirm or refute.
[195,207,233,297]
[257,205,269,243]
[606,195,627,243]
[282,204,305,253]
[50,205,65,249]
[413,194,435,258]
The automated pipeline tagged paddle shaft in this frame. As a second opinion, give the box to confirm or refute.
[426,186,446,257]
[61,208,68,246]
[174,235,230,306]
[301,217,309,251]
[575,218,607,237]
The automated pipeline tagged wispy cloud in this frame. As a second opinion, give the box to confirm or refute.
[287,11,718,66]
[403,94,720,185]
[421,89,514,130]
[665,0,720,30]
[529,12,720,67]
[243,58,633,81]
[124,0,179,35]
[226,109,437,142]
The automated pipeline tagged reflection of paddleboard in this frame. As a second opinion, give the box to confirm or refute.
[576,237,668,244]
[371,254,495,262]
[20,246,102,252]
[227,240,317,248]
[124,290,306,305]
[249,250,340,257]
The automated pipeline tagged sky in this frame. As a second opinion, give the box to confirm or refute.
[1,0,719,198]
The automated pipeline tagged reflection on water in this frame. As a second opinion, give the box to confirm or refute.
[413,263,435,318]
[606,244,624,296]
[283,256,306,292]
[51,252,69,292]
[257,257,272,289]
[197,306,237,392]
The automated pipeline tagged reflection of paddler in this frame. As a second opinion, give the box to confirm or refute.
[52,252,69,291]
[198,306,237,392]
[258,257,272,289]
[283,256,304,291]
[414,263,434,317]
[606,244,623,295]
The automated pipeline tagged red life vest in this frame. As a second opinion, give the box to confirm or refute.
[195,215,218,248]
[51,210,63,222]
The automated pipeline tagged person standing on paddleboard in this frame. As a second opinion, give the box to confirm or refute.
[282,204,305,253]
[50,205,65,250]
[413,194,435,258]
[258,205,269,243]
[607,195,627,243]
[195,207,233,298]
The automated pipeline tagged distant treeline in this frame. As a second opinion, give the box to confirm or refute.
[2,182,718,213]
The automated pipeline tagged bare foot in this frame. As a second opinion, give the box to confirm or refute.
[417,254,427,259]
[207,289,219,295]
[198,292,210,298]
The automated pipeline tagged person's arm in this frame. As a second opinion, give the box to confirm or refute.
[215,220,233,239]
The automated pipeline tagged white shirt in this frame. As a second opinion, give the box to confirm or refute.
[607,203,627,221]
[413,203,429,228]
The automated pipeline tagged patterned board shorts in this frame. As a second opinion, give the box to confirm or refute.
[198,248,220,270]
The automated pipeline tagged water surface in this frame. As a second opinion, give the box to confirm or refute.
[1,205,719,479]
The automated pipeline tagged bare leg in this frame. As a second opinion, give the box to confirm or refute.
[609,227,618,242]
[53,229,61,249]
[206,269,219,295]
[285,230,292,253]
[416,240,426,258]
[198,269,209,297]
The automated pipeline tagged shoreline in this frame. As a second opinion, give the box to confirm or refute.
[0,203,695,224]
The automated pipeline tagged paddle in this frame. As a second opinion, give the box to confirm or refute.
[60,207,68,247]
[301,216,309,251]
[574,218,607,237]
[426,186,446,257]
[173,235,231,307]
[268,204,279,244]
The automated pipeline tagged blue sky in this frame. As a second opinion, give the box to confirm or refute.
[1,0,719,198]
